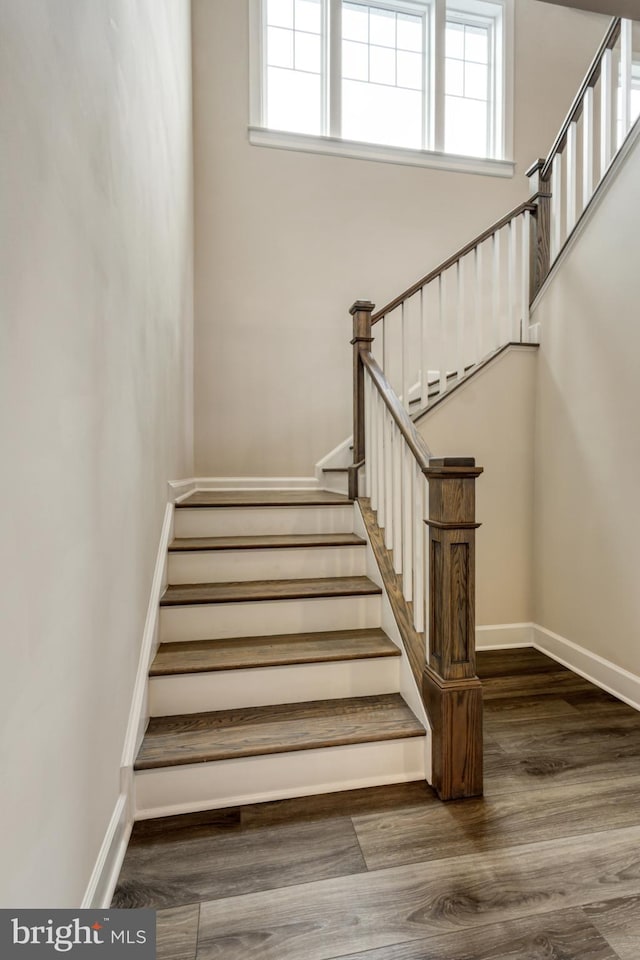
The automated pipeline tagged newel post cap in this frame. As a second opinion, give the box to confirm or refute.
[349,300,375,316]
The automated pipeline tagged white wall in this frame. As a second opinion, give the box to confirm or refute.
[0,0,193,906]
[192,0,606,477]
[416,346,537,627]
[531,132,640,677]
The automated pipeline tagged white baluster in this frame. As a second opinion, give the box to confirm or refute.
[369,377,378,509]
[582,85,594,209]
[456,259,465,383]
[420,286,429,407]
[402,443,413,603]
[551,153,563,260]
[412,460,424,634]
[377,391,386,528]
[600,47,613,175]
[384,411,393,551]
[474,244,482,362]
[491,230,501,350]
[520,212,530,342]
[422,473,429,646]
[566,121,578,235]
[382,316,388,375]
[364,374,371,499]
[402,300,411,411]
[438,274,447,397]
[621,20,632,142]
[392,425,402,573]
[508,220,517,341]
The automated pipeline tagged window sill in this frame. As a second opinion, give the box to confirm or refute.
[248,126,515,178]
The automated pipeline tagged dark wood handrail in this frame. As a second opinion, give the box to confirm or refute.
[540,17,621,181]
[361,351,434,467]
[371,201,537,323]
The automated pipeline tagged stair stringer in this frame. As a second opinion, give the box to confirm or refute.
[353,502,432,784]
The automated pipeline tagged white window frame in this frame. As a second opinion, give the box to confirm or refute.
[249,0,514,177]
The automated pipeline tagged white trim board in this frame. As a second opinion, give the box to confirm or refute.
[532,624,640,713]
[476,622,534,649]
[86,499,174,909]
[81,794,131,909]
[476,622,640,712]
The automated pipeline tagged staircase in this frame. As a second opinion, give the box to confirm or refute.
[133,489,427,819]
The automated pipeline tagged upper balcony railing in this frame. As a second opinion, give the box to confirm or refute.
[528,17,640,296]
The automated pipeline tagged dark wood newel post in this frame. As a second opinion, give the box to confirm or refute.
[526,158,551,303]
[422,457,484,801]
[349,300,375,499]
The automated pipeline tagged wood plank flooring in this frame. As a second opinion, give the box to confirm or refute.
[114,649,640,959]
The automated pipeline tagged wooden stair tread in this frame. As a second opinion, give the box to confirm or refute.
[150,628,400,676]
[160,576,382,607]
[135,694,425,769]
[176,490,352,508]
[168,533,366,552]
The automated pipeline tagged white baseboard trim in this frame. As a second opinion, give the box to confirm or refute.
[120,502,174,797]
[315,436,354,480]
[532,625,640,713]
[81,794,131,909]
[476,623,534,649]
[168,479,196,502]
[476,622,640,711]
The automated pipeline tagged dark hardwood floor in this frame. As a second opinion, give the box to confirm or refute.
[113,648,640,960]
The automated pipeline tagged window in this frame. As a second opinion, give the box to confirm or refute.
[251,0,514,175]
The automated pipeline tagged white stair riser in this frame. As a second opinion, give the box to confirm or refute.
[174,505,354,538]
[148,657,401,715]
[160,594,381,643]
[134,737,427,818]
[167,545,366,584]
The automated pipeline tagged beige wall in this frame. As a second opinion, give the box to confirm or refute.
[531,134,640,676]
[416,347,537,626]
[192,0,606,477]
[537,0,636,16]
[0,0,193,906]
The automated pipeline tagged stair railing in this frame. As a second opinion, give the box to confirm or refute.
[368,200,536,417]
[351,301,483,801]
[348,16,639,801]
[528,17,638,298]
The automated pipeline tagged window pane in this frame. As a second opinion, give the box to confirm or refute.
[370,44,395,85]
[295,31,321,72]
[343,39,368,81]
[295,0,321,33]
[343,2,368,42]
[267,0,293,29]
[397,51,422,90]
[465,61,487,98]
[397,13,422,53]
[267,26,294,68]
[445,22,464,60]
[445,95,487,156]
[369,8,395,48]
[267,66,321,134]
[465,24,488,64]
[343,78,422,148]
[445,58,463,96]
